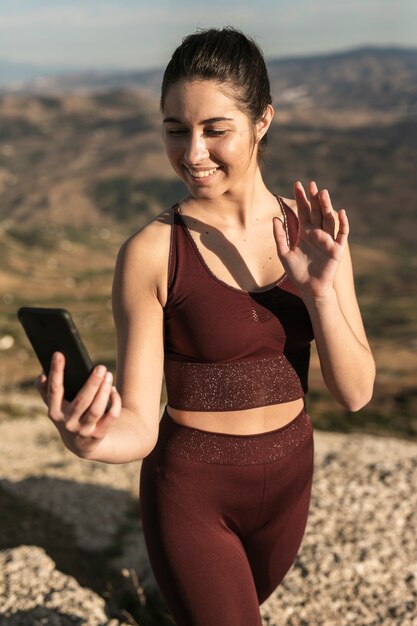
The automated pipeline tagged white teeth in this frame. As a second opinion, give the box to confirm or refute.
[188,168,218,178]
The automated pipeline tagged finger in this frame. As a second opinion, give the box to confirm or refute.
[36,372,48,404]
[294,181,311,227]
[308,181,323,227]
[47,352,65,420]
[319,189,337,238]
[335,209,349,246]
[103,386,122,422]
[273,217,290,257]
[318,188,334,216]
[77,371,114,434]
[83,386,122,439]
[66,364,108,426]
[308,180,319,199]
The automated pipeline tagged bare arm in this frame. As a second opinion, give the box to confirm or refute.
[303,244,375,411]
[37,218,169,463]
[274,181,375,411]
[106,225,166,462]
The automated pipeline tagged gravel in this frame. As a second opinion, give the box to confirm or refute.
[0,545,127,625]
[261,431,417,625]
[0,401,416,625]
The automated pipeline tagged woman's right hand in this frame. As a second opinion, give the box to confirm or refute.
[36,351,122,458]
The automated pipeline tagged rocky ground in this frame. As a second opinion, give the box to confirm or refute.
[0,394,416,625]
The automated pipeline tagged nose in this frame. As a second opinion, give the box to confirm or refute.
[184,131,209,165]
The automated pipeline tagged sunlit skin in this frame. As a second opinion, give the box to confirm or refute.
[36,78,375,462]
[162,80,349,299]
[162,79,262,204]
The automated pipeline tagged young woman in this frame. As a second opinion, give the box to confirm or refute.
[37,28,375,626]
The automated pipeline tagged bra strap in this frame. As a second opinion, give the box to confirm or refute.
[278,197,299,248]
[167,204,179,293]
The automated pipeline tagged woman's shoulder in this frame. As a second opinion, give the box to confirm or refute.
[118,208,173,264]
[114,208,174,302]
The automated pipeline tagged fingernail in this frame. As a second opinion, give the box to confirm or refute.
[105,371,113,383]
[95,365,106,377]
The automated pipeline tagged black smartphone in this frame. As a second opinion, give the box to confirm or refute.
[17,306,94,401]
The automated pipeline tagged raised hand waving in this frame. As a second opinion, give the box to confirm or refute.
[273,181,349,300]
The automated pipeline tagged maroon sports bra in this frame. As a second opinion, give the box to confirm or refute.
[163,198,314,411]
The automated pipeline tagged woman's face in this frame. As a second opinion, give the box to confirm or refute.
[162,80,264,201]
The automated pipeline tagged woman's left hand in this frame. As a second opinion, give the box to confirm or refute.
[273,181,349,300]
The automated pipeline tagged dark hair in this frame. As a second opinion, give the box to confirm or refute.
[160,27,272,154]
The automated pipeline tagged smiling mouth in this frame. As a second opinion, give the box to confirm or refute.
[186,167,220,179]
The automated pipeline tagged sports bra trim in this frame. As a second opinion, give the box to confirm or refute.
[169,196,296,297]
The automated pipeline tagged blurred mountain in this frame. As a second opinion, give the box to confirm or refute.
[0,60,76,88]
[2,46,417,112]
[0,63,163,96]
[0,46,416,237]
[0,46,415,435]
[268,46,417,112]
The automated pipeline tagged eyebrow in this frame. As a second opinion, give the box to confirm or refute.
[163,116,235,124]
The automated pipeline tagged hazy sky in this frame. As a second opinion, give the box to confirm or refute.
[0,0,416,69]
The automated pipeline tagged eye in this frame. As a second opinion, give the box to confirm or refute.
[165,127,189,136]
[204,129,227,137]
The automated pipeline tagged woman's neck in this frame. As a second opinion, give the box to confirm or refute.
[182,169,277,229]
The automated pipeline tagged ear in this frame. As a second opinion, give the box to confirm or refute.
[255,104,274,143]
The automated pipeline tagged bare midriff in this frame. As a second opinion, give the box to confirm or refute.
[167,397,305,435]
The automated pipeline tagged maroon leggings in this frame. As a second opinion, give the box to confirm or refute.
[140,407,314,626]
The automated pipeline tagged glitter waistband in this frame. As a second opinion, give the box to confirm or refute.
[164,355,305,412]
[159,408,313,465]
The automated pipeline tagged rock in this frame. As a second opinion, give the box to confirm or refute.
[0,546,128,625]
